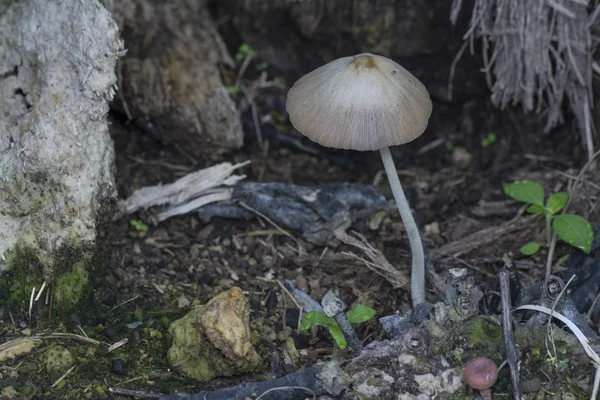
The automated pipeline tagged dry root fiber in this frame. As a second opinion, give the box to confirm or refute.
[451,0,600,159]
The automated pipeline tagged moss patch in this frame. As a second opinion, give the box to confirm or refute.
[0,245,45,307]
[0,243,93,317]
[53,261,89,312]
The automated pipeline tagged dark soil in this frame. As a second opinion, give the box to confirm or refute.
[97,86,596,396]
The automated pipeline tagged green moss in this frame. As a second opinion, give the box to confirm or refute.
[453,347,464,362]
[0,246,45,306]
[0,242,94,317]
[53,261,89,311]
[428,304,505,367]
[465,316,503,348]
[28,194,47,213]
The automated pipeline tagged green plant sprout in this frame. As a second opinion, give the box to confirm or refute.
[273,76,287,88]
[299,304,376,349]
[129,219,149,233]
[235,43,258,63]
[444,139,454,152]
[226,85,241,97]
[480,133,496,148]
[503,180,593,255]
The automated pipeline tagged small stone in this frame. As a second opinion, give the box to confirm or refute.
[286,308,300,329]
[177,294,191,308]
[262,255,274,268]
[266,290,278,310]
[167,287,261,382]
[111,359,127,376]
[127,321,143,329]
[451,147,472,167]
[424,222,440,235]
[196,225,214,241]
[133,330,141,344]
[277,327,292,342]
[295,275,309,293]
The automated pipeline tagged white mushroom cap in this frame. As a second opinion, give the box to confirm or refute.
[286,53,432,151]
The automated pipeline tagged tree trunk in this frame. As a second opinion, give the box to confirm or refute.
[0,0,122,311]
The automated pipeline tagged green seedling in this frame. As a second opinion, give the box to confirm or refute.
[299,304,376,349]
[226,85,241,97]
[273,77,287,88]
[444,140,454,152]
[480,133,496,148]
[235,43,258,63]
[503,180,593,255]
[129,219,149,233]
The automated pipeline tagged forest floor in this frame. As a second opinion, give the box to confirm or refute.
[1,83,599,399]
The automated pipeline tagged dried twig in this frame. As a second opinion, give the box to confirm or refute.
[499,268,522,400]
[109,387,163,398]
[433,214,534,259]
[50,365,76,388]
[334,230,409,290]
[240,82,265,151]
[117,161,249,222]
[276,279,302,310]
[592,367,600,400]
[255,386,316,400]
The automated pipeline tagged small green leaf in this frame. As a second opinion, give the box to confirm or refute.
[504,180,545,206]
[552,214,594,254]
[346,304,376,324]
[235,43,259,62]
[273,77,287,88]
[129,219,149,232]
[480,133,497,148]
[527,204,546,214]
[328,325,347,349]
[226,86,241,96]
[546,192,569,215]
[299,311,335,331]
[520,242,541,255]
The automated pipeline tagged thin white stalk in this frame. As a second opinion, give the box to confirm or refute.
[379,146,425,305]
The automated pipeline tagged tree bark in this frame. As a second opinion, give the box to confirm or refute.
[108,0,244,157]
[0,0,122,270]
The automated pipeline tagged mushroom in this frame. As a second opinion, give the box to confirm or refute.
[286,53,432,305]
[463,357,498,400]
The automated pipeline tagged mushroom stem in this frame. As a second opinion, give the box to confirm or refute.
[379,146,425,306]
